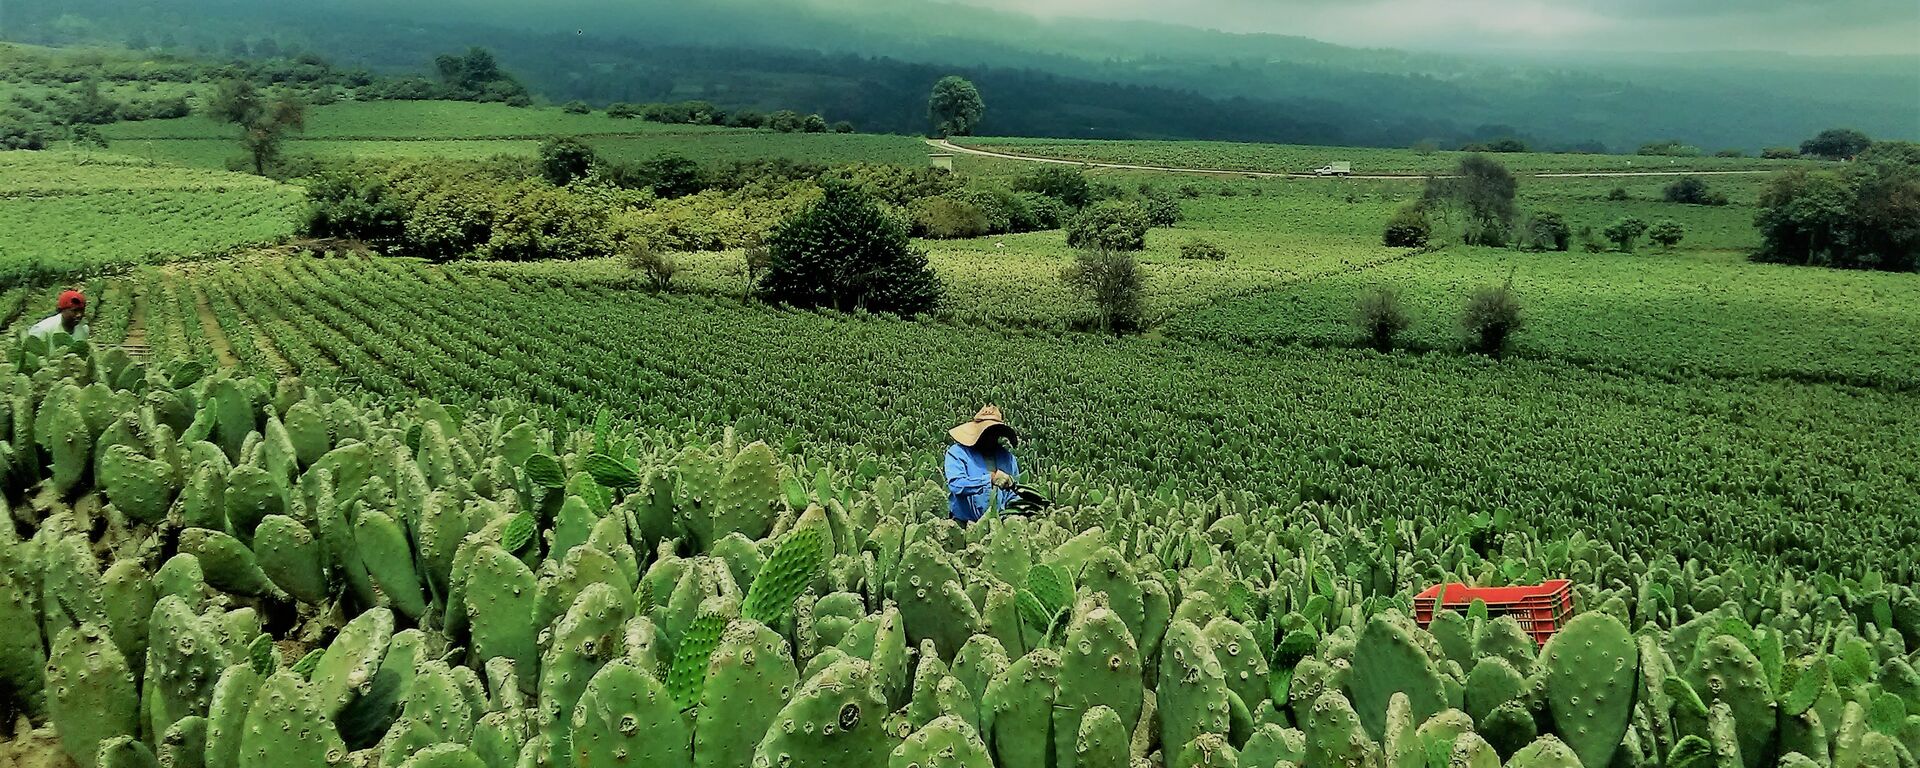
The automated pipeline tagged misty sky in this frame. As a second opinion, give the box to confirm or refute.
[947,0,1920,55]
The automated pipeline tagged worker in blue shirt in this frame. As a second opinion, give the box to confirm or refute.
[945,405,1019,524]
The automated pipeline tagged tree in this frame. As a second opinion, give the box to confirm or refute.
[1800,129,1873,160]
[1423,156,1517,246]
[562,100,592,114]
[209,79,305,176]
[1061,249,1145,334]
[634,154,703,199]
[929,76,985,138]
[1462,279,1524,357]
[1637,140,1701,157]
[1753,145,1919,271]
[1649,220,1686,249]
[1013,166,1092,209]
[1383,204,1432,248]
[741,240,772,303]
[539,137,596,187]
[768,110,805,133]
[1066,202,1150,252]
[1354,287,1411,352]
[802,114,829,133]
[759,182,940,316]
[625,239,679,292]
[1664,176,1729,206]
[1761,147,1801,160]
[1524,211,1570,252]
[1140,189,1182,227]
[1604,216,1650,252]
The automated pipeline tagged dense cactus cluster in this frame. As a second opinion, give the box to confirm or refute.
[2,338,1919,768]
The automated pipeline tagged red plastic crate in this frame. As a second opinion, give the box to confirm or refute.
[1412,580,1573,646]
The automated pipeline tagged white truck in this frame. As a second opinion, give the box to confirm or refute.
[1312,162,1353,177]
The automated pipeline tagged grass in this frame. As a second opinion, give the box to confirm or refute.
[0,151,304,281]
[961,136,1812,176]
[1167,246,1920,388]
[99,101,935,170]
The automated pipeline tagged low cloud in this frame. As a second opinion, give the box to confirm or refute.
[950,0,1920,54]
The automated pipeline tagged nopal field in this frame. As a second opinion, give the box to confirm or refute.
[1,3,1918,768]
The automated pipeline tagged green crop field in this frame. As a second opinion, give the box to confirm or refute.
[6,86,1920,768]
[99,101,935,170]
[0,151,304,283]
[961,136,1813,176]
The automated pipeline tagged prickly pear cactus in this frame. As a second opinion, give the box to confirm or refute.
[1073,705,1130,768]
[1539,612,1637,768]
[1054,598,1143,768]
[1346,614,1448,742]
[890,714,993,768]
[695,619,798,768]
[238,671,348,768]
[1304,692,1379,768]
[1160,619,1232,764]
[743,526,828,625]
[540,584,630,768]
[669,596,735,711]
[467,545,540,685]
[47,623,139,768]
[1684,635,1776,768]
[755,657,893,768]
[982,648,1061,768]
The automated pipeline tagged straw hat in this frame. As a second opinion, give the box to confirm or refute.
[949,405,1018,447]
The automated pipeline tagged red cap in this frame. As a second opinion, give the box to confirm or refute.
[58,290,86,311]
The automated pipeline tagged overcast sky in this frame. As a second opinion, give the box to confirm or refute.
[946,0,1920,55]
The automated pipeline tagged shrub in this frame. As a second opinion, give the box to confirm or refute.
[759,182,940,316]
[1577,225,1607,253]
[1061,249,1146,334]
[832,121,855,134]
[482,181,616,261]
[1179,240,1228,261]
[625,239,680,291]
[1013,166,1093,208]
[607,103,641,119]
[1604,216,1651,253]
[1141,190,1182,227]
[1715,149,1747,158]
[303,172,406,244]
[1761,147,1800,160]
[1066,202,1150,251]
[1354,287,1412,352]
[1638,140,1701,157]
[1800,128,1872,160]
[1015,192,1066,230]
[1650,220,1686,249]
[1663,176,1729,206]
[538,137,596,186]
[912,197,992,239]
[1423,156,1517,246]
[1606,187,1630,201]
[562,100,592,114]
[1462,279,1523,357]
[1383,205,1431,248]
[1753,148,1919,272]
[1524,211,1571,252]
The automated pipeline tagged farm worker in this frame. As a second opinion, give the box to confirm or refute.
[24,290,88,343]
[945,405,1020,524]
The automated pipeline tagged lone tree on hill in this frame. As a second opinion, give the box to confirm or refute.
[1800,129,1873,160]
[759,182,941,316]
[209,79,305,176]
[929,76,985,138]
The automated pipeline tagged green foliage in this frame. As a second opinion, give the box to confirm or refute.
[1354,287,1412,352]
[1061,249,1146,334]
[1066,202,1150,252]
[1753,148,1919,272]
[1461,278,1524,356]
[1012,166,1093,209]
[760,182,941,316]
[1383,204,1432,248]
[1604,216,1650,253]
[1424,156,1518,246]
[929,76,986,138]
[561,100,591,115]
[1179,239,1229,261]
[1800,128,1874,160]
[912,197,992,240]
[1663,177,1730,206]
[1638,140,1702,157]
[1650,220,1686,249]
[1523,211,1570,251]
[538,137,596,187]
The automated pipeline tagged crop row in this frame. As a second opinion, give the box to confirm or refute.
[146,254,1920,576]
[1,341,1915,768]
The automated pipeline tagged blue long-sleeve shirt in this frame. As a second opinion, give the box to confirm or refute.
[945,442,1018,523]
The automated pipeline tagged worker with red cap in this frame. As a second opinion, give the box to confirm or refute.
[25,290,89,343]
